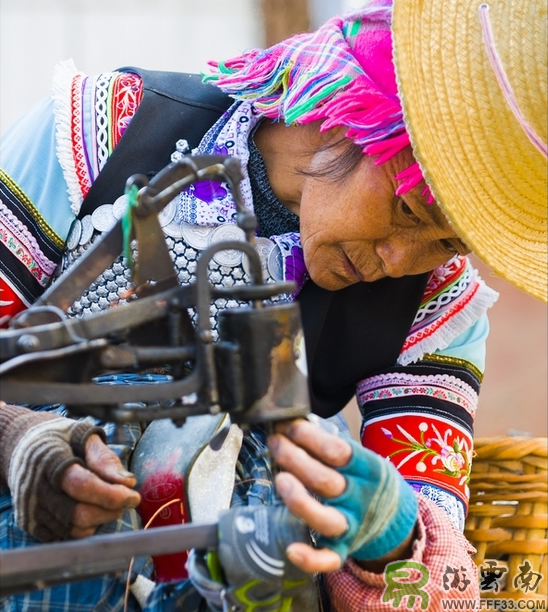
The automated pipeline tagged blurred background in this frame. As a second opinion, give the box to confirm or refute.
[1,0,546,437]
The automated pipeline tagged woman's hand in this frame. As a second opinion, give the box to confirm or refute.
[1,403,140,542]
[268,418,350,572]
[61,434,141,538]
[268,418,418,574]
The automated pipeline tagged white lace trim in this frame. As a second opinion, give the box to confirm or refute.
[52,59,85,216]
[398,266,499,366]
[0,200,57,274]
[357,371,478,417]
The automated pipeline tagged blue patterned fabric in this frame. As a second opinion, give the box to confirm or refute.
[408,482,466,532]
[0,374,276,612]
[0,396,150,612]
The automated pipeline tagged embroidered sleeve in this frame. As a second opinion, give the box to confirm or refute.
[0,62,143,323]
[325,495,479,611]
[0,99,67,322]
[357,353,480,530]
[354,256,498,528]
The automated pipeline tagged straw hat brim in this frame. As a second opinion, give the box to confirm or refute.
[392,0,547,302]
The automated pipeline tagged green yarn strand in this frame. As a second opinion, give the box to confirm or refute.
[284,74,352,124]
[122,184,139,271]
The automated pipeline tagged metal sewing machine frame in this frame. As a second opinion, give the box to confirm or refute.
[0,155,311,595]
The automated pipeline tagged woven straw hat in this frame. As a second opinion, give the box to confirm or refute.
[392,0,547,302]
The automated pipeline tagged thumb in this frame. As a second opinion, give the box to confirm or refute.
[84,434,137,487]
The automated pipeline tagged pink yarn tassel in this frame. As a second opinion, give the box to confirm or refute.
[365,132,410,164]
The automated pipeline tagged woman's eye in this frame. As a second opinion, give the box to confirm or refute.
[440,239,458,254]
[399,200,421,223]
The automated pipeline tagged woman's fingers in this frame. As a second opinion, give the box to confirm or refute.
[269,418,354,573]
[70,502,126,537]
[274,418,352,468]
[286,542,343,573]
[60,436,140,538]
[275,471,347,538]
[269,431,347,498]
[84,434,138,487]
[61,463,141,511]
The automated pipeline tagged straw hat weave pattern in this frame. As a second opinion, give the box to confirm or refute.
[393,0,547,301]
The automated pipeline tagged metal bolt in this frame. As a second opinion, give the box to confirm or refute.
[209,403,221,415]
[199,330,213,343]
[16,334,40,352]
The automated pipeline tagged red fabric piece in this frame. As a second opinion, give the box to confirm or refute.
[0,278,28,326]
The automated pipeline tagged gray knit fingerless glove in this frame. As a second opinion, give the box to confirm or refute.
[0,403,106,542]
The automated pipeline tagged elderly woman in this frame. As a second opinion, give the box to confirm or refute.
[0,0,545,610]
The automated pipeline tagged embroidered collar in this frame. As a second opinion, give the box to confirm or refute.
[174,101,308,293]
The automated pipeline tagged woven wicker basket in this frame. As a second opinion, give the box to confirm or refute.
[465,436,547,600]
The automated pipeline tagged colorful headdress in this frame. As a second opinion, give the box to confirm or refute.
[205,0,547,301]
[203,0,431,201]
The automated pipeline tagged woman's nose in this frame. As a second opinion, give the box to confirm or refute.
[375,238,449,278]
[375,240,417,277]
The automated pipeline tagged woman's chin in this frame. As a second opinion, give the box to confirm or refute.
[309,268,386,290]
[308,270,359,291]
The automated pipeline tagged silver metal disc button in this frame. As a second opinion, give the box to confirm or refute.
[79,215,94,245]
[66,218,82,250]
[91,204,116,233]
[209,224,245,267]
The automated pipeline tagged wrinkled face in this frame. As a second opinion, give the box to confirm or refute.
[298,144,470,290]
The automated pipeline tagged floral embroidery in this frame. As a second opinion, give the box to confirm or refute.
[420,257,467,310]
[70,72,92,200]
[285,245,306,284]
[0,200,58,276]
[382,422,472,490]
[178,101,259,226]
[270,233,308,296]
[0,228,52,287]
[361,413,473,508]
[398,256,498,365]
[192,181,229,204]
[189,143,231,204]
[0,170,64,249]
[53,64,143,216]
[110,72,143,145]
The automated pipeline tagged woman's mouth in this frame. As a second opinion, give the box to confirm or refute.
[341,250,387,283]
[342,251,365,282]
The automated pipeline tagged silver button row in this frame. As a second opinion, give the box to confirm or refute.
[67,195,178,248]
[181,224,283,279]
[67,206,284,279]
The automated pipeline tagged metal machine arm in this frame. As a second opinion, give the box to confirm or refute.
[0,155,310,594]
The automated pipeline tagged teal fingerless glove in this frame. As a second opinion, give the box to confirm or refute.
[316,439,418,562]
